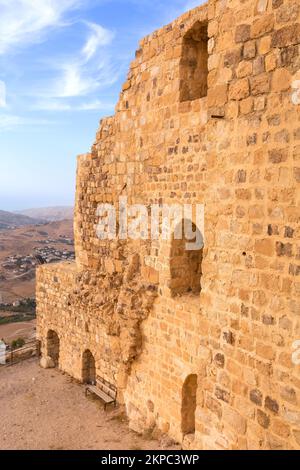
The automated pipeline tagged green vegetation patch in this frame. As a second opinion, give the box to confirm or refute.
[0,313,36,325]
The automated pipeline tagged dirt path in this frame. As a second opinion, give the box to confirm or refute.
[0,359,179,450]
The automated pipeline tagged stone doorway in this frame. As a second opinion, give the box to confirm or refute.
[82,349,96,385]
[46,330,60,367]
[181,374,198,436]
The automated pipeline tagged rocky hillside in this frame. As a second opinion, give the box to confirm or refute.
[0,210,43,229]
[15,206,74,222]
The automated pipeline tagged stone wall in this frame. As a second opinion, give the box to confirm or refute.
[37,0,300,450]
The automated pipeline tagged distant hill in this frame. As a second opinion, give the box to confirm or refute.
[0,210,44,229]
[15,206,74,222]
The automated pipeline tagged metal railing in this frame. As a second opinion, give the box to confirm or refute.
[0,339,40,368]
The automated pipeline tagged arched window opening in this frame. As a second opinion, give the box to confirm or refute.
[47,330,60,367]
[180,21,208,102]
[82,349,96,385]
[181,374,198,436]
[170,220,203,297]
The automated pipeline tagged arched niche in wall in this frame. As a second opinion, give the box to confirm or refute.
[179,21,208,102]
[169,219,203,297]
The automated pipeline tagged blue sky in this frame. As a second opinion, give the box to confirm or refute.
[0,0,201,211]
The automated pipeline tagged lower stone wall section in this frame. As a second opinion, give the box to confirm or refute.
[37,261,300,449]
[124,296,300,450]
[36,263,120,385]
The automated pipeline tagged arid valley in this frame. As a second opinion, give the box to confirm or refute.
[0,209,73,345]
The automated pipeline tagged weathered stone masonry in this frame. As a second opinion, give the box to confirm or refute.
[37,0,300,450]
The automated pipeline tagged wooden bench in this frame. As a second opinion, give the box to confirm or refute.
[85,376,117,410]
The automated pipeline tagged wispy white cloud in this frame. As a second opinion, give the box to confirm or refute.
[82,21,114,61]
[43,21,116,100]
[34,98,114,112]
[0,0,82,54]
[58,63,96,98]
[0,81,6,107]
[0,113,53,130]
[56,60,118,98]
[79,100,114,111]
[0,114,21,129]
[0,0,199,121]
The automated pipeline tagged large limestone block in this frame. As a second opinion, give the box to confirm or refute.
[40,356,55,369]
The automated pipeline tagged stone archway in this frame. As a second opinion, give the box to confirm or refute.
[46,330,60,367]
[82,349,96,385]
[181,374,198,436]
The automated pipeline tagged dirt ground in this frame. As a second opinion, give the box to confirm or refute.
[0,359,180,450]
[0,319,36,343]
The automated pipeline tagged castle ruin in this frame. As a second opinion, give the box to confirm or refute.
[36,0,300,450]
